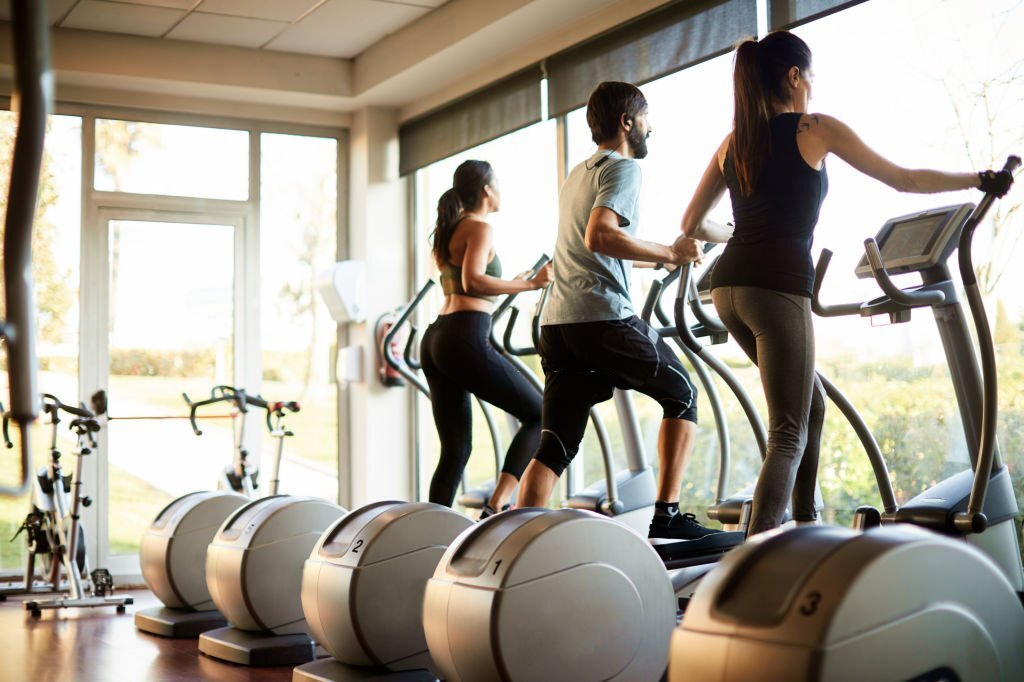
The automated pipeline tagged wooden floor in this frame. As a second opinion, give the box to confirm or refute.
[0,588,294,682]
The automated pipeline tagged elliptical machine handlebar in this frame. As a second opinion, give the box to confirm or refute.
[953,154,1020,534]
[383,280,435,397]
[502,308,531,356]
[0,402,12,449]
[490,254,550,326]
[499,258,552,356]
[1,0,50,497]
[403,324,422,370]
[683,245,728,335]
[640,266,679,325]
[811,249,866,317]
[863,239,948,307]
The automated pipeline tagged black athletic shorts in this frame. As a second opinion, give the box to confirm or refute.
[534,315,698,476]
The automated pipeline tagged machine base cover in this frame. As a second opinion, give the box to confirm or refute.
[134,606,227,638]
[199,625,318,666]
[292,657,438,682]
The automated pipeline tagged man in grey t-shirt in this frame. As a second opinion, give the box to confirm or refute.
[517,81,727,544]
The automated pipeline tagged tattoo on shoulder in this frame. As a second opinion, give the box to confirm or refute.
[796,115,821,134]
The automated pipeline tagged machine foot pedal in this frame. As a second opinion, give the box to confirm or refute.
[651,530,744,562]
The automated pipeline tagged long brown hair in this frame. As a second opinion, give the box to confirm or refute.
[430,160,495,265]
[731,31,813,195]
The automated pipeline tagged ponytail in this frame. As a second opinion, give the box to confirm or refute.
[730,31,813,196]
[431,188,463,265]
[430,160,496,266]
[731,39,768,196]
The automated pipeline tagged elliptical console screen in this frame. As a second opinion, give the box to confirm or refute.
[879,213,947,261]
[855,203,974,278]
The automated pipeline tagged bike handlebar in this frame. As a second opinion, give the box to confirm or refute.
[184,385,261,435]
[266,400,300,431]
[42,393,94,420]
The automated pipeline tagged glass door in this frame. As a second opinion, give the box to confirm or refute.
[86,210,253,574]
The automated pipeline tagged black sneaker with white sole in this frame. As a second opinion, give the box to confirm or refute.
[649,512,722,540]
[648,512,745,562]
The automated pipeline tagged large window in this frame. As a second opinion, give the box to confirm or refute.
[260,132,339,502]
[413,119,558,501]
[0,112,342,572]
[105,218,236,555]
[0,114,81,571]
[793,0,1024,521]
[507,0,1024,525]
[94,119,249,200]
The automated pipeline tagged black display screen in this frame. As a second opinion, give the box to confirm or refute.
[879,213,947,260]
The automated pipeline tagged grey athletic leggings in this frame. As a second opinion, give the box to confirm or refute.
[711,286,825,535]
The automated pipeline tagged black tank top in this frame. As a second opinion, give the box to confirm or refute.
[711,112,829,297]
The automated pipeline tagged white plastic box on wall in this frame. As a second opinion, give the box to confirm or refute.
[318,260,367,324]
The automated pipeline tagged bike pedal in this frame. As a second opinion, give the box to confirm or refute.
[90,568,114,597]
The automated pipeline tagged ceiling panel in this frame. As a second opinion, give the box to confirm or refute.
[116,0,198,9]
[372,0,449,7]
[167,13,288,48]
[195,0,323,23]
[61,0,186,37]
[265,0,428,58]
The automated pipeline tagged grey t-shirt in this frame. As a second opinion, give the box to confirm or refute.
[541,150,641,325]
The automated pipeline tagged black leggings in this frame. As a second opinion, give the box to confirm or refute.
[420,311,542,507]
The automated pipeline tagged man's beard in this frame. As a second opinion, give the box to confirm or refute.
[628,124,649,159]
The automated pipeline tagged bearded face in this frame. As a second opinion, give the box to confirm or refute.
[626,110,651,159]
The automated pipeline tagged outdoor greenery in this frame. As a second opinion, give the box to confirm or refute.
[452,329,1024,536]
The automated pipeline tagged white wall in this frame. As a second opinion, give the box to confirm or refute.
[344,107,413,506]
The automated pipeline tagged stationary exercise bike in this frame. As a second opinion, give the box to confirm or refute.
[1,394,132,615]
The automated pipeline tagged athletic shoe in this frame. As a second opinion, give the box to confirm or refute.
[479,503,510,520]
[648,512,724,540]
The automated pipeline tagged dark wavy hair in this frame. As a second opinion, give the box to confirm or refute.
[431,160,495,265]
[731,31,813,195]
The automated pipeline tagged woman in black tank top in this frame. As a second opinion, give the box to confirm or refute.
[420,160,552,516]
[677,31,1012,535]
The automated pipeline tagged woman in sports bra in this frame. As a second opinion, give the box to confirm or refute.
[678,31,1012,535]
[420,159,553,516]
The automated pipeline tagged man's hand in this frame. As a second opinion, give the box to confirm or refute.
[670,234,704,266]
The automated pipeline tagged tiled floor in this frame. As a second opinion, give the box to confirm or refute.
[0,588,294,681]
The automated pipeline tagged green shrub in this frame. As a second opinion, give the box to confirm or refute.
[109,348,216,377]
